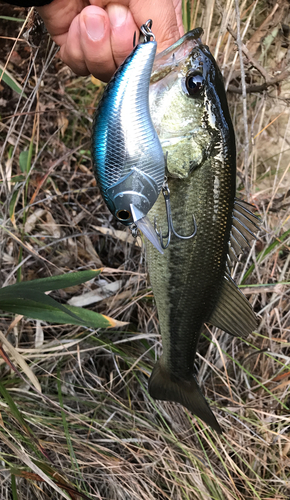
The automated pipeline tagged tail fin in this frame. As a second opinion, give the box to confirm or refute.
[148,359,222,434]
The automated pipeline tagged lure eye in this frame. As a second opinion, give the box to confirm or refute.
[116,209,131,221]
[185,72,204,96]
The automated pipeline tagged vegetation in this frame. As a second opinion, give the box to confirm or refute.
[0,1,290,498]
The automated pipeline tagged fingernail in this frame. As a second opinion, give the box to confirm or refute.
[84,13,105,41]
[108,4,128,28]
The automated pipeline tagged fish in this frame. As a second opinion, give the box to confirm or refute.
[91,23,165,254]
[146,28,260,433]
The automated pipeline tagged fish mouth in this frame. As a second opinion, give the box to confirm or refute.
[150,28,204,83]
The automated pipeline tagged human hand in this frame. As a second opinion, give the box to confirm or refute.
[37,0,184,82]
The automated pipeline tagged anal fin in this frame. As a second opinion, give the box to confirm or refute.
[208,273,257,338]
[148,358,222,434]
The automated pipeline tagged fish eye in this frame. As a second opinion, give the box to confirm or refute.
[185,72,204,96]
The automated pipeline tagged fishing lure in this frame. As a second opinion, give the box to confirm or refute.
[92,20,165,253]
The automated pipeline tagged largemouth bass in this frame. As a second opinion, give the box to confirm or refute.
[146,28,259,433]
[92,21,165,254]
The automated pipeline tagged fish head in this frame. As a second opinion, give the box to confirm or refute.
[149,28,235,179]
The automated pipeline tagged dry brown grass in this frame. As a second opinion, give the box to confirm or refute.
[0,1,290,499]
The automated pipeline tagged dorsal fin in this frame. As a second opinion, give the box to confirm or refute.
[227,198,260,266]
[208,273,257,338]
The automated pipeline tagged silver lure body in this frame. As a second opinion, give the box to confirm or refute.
[92,40,165,241]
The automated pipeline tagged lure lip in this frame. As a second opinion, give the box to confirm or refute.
[130,203,164,254]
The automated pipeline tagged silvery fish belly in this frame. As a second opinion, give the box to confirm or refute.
[146,28,260,433]
[92,38,165,253]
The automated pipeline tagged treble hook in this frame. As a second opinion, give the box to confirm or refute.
[154,182,197,250]
[140,19,156,42]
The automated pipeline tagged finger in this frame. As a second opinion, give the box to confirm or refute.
[128,0,182,54]
[37,0,86,40]
[89,0,183,53]
[106,3,139,68]
[173,0,185,38]
[59,14,89,76]
[79,5,116,81]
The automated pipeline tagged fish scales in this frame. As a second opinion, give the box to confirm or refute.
[146,29,258,433]
[148,163,233,377]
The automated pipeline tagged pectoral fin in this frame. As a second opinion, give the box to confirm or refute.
[148,358,222,434]
[209,273,257,338]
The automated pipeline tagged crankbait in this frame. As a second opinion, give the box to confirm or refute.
[92,20,165,253]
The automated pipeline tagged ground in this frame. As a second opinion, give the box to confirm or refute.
[0,1,290,499]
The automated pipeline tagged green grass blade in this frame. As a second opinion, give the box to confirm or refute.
[0,63,26,97]
[182,0,191,32]
[241,228,290,283]
[0,382,35,439]
[19,151,30,173]
[11,474,18,500]
[0,16,25,22]
[9,189,21,223]
[57,368,82,478]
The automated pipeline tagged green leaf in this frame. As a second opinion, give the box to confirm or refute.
[0,175,25,185]
[0,270,118,329]
[0,290,84,322]
[0,269,101,296]
[0,298,116,329]
[64,304,117,328]
[0,63,26,97]
[19,151,30,173]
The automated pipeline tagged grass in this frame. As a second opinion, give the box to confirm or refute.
[0,1,290,499]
